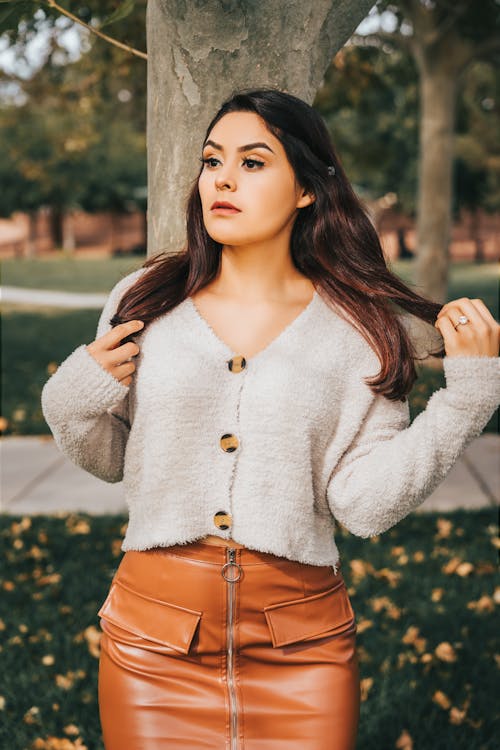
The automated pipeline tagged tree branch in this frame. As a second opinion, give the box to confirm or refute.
[424,0,470,47]
[43,0,147,60]
[472,35,500,62]
[351,30,413,53]
[456,34,500,76]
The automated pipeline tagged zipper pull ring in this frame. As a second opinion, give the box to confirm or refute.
[222,548,242,582]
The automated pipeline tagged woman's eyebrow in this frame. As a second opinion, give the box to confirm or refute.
[202,139,275,154]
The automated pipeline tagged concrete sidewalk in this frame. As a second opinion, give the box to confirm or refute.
[1,285,108,308]
[1,433,498,517]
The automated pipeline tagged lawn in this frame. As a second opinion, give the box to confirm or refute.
[1,257,499,435]
[2,255,498,307]
[1,255,147,293]
[0,509,498,749]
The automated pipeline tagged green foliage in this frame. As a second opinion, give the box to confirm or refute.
[0,1,147,219]
[0,0,38,37]
[315,0,500,218]
[0,1,144,37]
[454,61,500,216]
[315,42,420,213]
[98,0,136,30]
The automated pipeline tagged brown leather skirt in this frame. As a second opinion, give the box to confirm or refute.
[97,539,360,749]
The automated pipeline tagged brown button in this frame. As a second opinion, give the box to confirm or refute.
[214,511,232,530]
[228,355,246,373]
[220,433,239,452]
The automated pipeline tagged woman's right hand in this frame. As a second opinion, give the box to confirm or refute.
[86,320,145,387]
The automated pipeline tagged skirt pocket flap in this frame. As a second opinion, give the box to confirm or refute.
[97,579,202,655]
[263,580,354,648]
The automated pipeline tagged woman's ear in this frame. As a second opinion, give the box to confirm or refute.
[296,190,316,209]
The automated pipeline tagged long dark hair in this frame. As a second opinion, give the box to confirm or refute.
[112,86,445,401]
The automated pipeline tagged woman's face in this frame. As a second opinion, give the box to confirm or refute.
[198,111,314,247]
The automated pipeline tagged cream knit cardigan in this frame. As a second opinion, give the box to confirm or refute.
[41,268,500,569]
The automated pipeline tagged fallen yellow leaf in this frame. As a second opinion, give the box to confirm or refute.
[433,690,451,709]
[356,619,374,634]
[467,595,494,612]
[435,642,457,662]
[65,518,91,535]
[375,567,401,587]
[435,518,453,538]
[360,676,373,701]
[455,562,474,577]
[442,556,461,574]
[395,728,413,749]
[391,546,406,556]
[449,706,466,725]
[63,725,80,736]
[23,706,40,724]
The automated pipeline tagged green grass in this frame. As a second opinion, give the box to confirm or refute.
[2,256,498,307]
[0,509,498,749]
[390,259,499,314]
[1,255,147,293]
[1,258,499,435]
[2,308,103,435]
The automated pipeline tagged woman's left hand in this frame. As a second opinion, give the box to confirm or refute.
[434,297,500,358]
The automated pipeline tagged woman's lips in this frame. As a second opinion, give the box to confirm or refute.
[210,207,241,214]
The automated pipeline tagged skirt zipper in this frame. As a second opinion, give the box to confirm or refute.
[222,547,242,750]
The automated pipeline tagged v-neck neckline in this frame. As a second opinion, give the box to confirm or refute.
[185,288,320,364]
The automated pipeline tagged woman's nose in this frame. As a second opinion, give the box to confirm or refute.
[215,167,236,190]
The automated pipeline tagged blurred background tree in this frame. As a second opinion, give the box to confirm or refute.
[347,0,500,300]
[0,1,147,254]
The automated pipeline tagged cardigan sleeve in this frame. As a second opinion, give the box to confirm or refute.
[40,268,145,483]
[327,354,500,537]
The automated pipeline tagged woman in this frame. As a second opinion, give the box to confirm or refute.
[41,88,500,750]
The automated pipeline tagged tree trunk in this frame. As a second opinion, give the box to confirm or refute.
[25,211,38,258]
[408,3,474,303]
[141,208,147,250]
[62,209,76,256]
[469,208,484,263]
[50,205,64,250]
[146,0,375,257]
[109,211,118,253]
[414,64,458,302]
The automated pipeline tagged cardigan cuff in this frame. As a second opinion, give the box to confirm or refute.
[42,343,130,422]
[443,355,500,412]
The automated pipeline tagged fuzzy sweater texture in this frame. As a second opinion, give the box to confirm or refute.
[41,268,500,570]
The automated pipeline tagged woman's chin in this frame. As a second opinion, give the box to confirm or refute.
[205,229,252,246]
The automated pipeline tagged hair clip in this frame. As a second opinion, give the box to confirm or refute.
[327,165,336,176]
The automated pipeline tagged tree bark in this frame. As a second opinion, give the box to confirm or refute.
[408,4,474,303]
[62,209,76,255]
[49,205,64,250]
[25,211,38,258]
[414,62,458,302]
[146,0,375,257]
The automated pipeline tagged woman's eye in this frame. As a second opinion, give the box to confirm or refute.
[199,156,264,170]
[242,158,264,169]
[200,156,219,168]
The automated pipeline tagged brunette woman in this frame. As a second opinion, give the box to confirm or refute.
[42,88,500,750]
